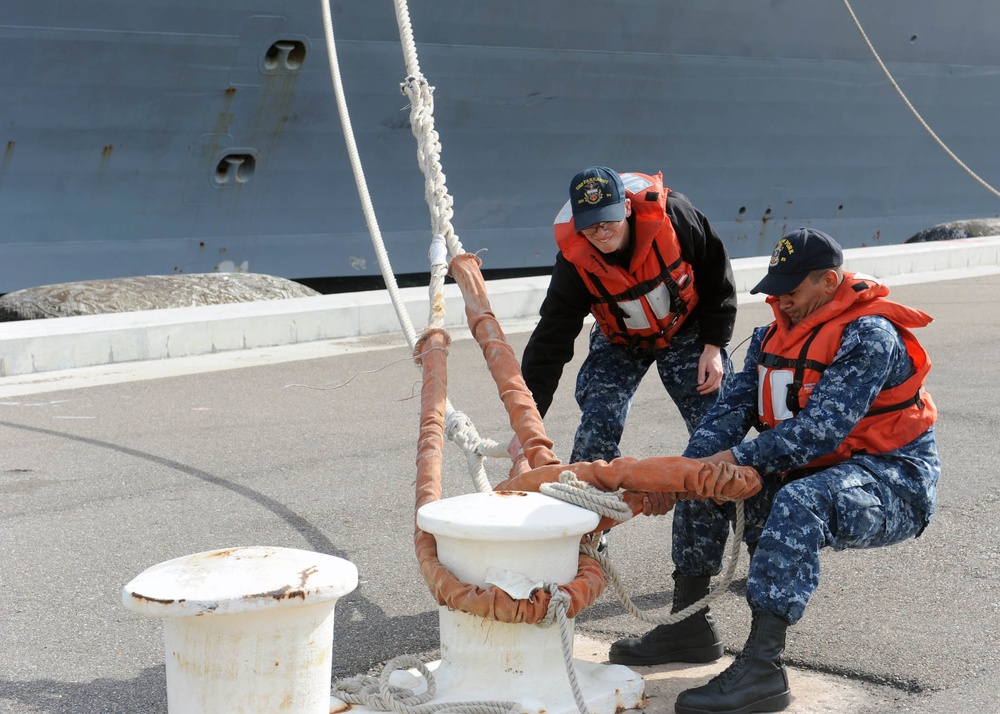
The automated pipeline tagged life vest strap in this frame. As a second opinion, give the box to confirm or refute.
[758,323,828,418]
[586,242,690,340]
[588,245,683,306]
[621,317,683,357]
[758,353,827,373]
[864,389,925,418]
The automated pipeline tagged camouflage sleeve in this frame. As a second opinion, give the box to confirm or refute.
[731,316,906,474]
[682,325,768,458]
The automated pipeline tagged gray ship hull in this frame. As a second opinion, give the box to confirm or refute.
[2,1,999,294]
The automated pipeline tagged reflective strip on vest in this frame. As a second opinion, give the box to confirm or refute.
[618,281,673,330]
[758,365,796,423]
[646,282,673,320]
[619,298,651,330]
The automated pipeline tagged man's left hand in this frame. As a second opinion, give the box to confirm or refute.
[640,491,677,516]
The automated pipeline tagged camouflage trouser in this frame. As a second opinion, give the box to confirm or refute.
[672,463,926,624]
[570,323,732,463]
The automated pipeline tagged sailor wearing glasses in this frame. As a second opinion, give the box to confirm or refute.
[511,166,737,467]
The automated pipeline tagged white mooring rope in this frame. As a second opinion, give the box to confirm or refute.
[319,0,498,496]
[321,1,753,711]
[321,0,578,710]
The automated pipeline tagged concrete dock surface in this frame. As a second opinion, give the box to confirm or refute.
[2,272,999,713]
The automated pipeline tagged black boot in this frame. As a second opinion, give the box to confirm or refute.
[608,572,723,665]
[674,611,791,714]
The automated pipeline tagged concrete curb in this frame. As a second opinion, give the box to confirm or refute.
[2,237,999,378]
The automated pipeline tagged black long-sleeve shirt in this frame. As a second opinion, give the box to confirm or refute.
[521,191,737,417]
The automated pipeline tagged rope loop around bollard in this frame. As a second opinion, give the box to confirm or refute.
[539,470,633,522]
[321,0,731,710]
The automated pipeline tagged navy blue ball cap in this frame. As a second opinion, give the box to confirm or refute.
[569,166,626,231]
[750,228,844,296]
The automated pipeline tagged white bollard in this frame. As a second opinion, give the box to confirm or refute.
[338,490,644,714]
[122,545,358,714]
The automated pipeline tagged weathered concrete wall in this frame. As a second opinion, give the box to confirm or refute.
[1,238,999,379]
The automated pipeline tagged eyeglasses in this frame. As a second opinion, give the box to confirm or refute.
[581,220,622,239]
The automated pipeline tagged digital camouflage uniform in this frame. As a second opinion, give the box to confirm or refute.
[677,315,941,624]
[571,321,732,462]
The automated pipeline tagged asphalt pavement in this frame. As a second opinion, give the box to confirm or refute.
[2,273,999,713]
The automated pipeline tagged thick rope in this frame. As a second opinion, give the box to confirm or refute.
[387,44,596,698]
[538,587,588,714]
[843,0,1000,199]
[540,471,633,522]
[320,0,497,494]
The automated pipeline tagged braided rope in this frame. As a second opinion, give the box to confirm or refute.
[540,471,633,521]
[444,409,496,493]
[539,587,589,714]
[393,0,465,261]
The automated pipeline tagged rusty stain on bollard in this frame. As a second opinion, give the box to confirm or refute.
[130,593,176,605]
[122,546,358,714]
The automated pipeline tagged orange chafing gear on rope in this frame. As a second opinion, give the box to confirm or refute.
[495,458,761,533]
[412,252,761,625]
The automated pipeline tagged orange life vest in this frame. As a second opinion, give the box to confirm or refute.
[553,171,698,352]
[756,272,937,468]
